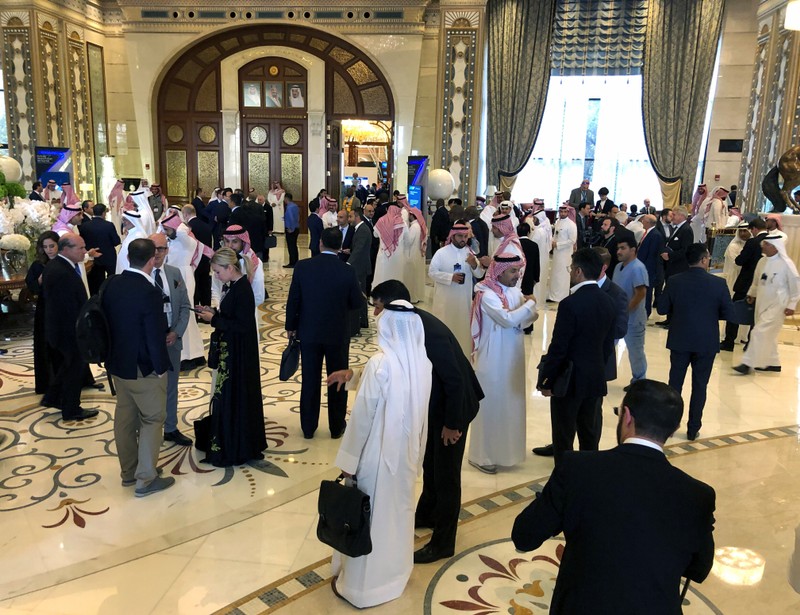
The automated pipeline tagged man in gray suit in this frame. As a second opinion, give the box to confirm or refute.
[568,178,594,210]
[348,207,373,330]
[149,233,193,446]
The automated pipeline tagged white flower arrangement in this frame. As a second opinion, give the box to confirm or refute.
[0,233,32,252]
[16,198,55,235]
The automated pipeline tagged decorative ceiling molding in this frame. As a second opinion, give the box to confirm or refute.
[444,10,479,28]
[1,11,31,27]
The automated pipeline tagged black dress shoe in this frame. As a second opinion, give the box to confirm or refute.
[193,357,207,368]
[687,430,698,441]
[282,264,295,269]
[655,320,670,328]
[63,408,99,421]
[719,342,734,352]
[41,396,61,409]
[303,432,314,440]
[331,424,347,439]
[532,443,554,457]
[414,544,454,564]
[84,382,106,391]
[733,364,753,375]
[180,360,194,371]
[164,430,193,446]
[755,365,782,372]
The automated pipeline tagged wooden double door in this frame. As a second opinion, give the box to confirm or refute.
[242,118,308,232]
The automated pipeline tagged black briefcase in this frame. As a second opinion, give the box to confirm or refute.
[264,235,278,249]
[731,299,755,326]
[279,338,300,381]
[317,474,373,557]
[536,356,574,398]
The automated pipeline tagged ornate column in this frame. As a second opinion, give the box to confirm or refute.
[1,10,38,182]
[437,3,486,201]
[65,25,95,193]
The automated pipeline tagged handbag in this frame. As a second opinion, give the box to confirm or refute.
[207,330,221,370]
[536,356,574,398]
[264,235,278,249]
[279,337,301,381]
[317,474,373,557]
[731,299,755,326]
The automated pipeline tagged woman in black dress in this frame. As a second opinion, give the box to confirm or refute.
[197,248,266,466]
[25,231,60,393]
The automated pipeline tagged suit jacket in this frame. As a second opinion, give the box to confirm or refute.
[102,270,171,379]
[79,216,121,272]
[599,276,628,381]
[657,267,734,353]
[637,227,666,286]
[656,219,672,240]
[348,222,373,279]
[430,206,452,245]
[42,256,88,348]
[230,204,266,256]
[733,231,768,294]
[263,201,274,234]
[519,237,540,295]
[362,216,379,269]
[339,224,354,262]
[29,191,44,201]
[417,309,483,431]
[600,233,620,278]
[162,264,191,351]
[285,253,364,345]
[539,283,616,399]
[307,213,323,255]
[187,216,213,248]
[512,444,716,615]
[191,196,206,220]
[595,198,615,214]
[568,187,594,208]
[575,214,589,249]
[663,221,694,277]
[469,218,490,258]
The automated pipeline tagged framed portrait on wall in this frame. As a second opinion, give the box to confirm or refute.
[243,82,261,107]
[265,82,283,108]
[287,83,306,108]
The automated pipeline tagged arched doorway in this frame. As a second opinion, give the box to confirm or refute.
[155,24,395,225]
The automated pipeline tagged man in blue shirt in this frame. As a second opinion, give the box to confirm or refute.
[283,192,300,268]
[614,236,649,386]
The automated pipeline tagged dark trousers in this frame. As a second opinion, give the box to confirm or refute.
[668,350,716,433]
[550,394,602,465]
[46,345,85,418]
[299,340,349,436]
[646,279,663,318]
[194,258,212,306]
[87,263,109,296]
[722,290,747,345]
[357,272,369,328]
[286,229,299,265]
[416,419,468,554]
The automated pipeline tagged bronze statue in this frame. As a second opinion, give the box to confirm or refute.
[762,144,800,213]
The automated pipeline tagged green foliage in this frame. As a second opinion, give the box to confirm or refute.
[0,170,6,185]
[0,185,6,199]
[6,182,26,198]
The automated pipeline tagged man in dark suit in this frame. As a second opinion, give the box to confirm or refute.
[537,248,616,464]
[336,209,354,263]
[518,222,540,334]
[598,218,621,278]
[429,200,452,256]
[657,206,695,326]
[307,200,324,257]
[637,213,666,317]
[568,178,594,209]
[208,187,232,248]
[41,233,97,421]
[191,187,206,220]
[361,201,379,292]
[285,227,364,439]
[259,194,274,262]
[79,203,120,295]
[575,202,592,249]
[347,207,373,329]
[513,379,716,614]
[182,204,213,306]
[720,217,768,350]
[329,279,484,564]
[656,208,674,240]
[465,205,490,258]
[103,238,174,497]
[29,181,44,201]
[232,195,266,260]
[658,243,734,440]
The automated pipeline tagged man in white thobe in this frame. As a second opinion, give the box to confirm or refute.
[765,214,788,241]
[548,204,578,302]
[467,254,537,474]
[321,195,338,229]
[531,205,552,301]
[212,224,266,325]
[702,186,730,231]
[479,191,503,229]
[160,211,206,368]
[373,202,409,289]
[116,209,148,274]
[429,222,484,354]
[128,189,156,236]
[332,301,432,609]
[403,209,427,303]
[734,236,800,374]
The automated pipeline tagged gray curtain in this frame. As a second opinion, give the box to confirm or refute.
[486,0,557,193]
[642,0,724,205]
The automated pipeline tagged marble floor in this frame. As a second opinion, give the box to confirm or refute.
[1,237,799,614]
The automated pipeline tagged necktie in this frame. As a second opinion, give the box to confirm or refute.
[222,283,231,297]
[74,263,81,277]
[153,268,164,291]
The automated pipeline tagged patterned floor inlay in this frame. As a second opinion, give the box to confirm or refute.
[216,424,795,614]
[423,538,722,614]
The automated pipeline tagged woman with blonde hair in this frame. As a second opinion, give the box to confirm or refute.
[196,248,266,466]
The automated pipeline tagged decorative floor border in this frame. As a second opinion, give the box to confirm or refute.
[215,424,799,615]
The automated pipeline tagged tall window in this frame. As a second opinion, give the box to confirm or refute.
[510,75,662,209]
[0,68,8,157]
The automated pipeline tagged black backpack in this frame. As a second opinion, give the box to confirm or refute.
[75,277,116,395]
